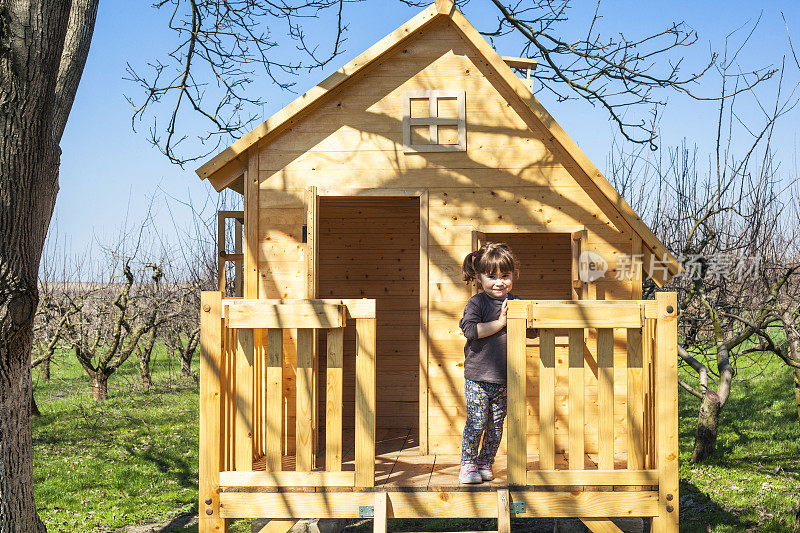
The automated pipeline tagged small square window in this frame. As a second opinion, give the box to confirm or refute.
[402,90,466,152]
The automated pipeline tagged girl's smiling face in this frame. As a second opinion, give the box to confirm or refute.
[477,270,513,299]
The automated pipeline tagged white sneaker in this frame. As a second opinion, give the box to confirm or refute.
[459,464,482,484]
[477,463,493,481]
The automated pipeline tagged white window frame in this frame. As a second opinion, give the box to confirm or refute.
[402,90,466,153]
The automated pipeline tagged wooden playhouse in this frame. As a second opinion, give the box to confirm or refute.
[195,1,681,531]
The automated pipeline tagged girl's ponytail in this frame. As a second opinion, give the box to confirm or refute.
[462,250,478,284]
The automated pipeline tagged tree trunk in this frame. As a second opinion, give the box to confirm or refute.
[783,311,800,431]
[180,351,192,377]
[140,360,152,388]
[691,390,722,463]
[41,353,51,380]
[92,373,109,401]
[794,368,800,433]
[1,0,96,527]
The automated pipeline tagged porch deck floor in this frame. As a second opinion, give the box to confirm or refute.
[252,428,629,491]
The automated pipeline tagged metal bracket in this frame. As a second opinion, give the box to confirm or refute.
[510,501,526,514]
[359,505,374,518]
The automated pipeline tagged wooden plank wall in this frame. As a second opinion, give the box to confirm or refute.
[316,197,420,446]
[254,16,637,455]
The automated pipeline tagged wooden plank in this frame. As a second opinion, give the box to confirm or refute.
[581,519,624,533]
[255,520,298,533]
[296,329,314,472]
[631,238,643,299]
[507,314,527,484]
[502,56,538,70]
[217,212,226,294]
[199,292,225,529]
[419,189,429,454]
[220,470,355,487]
[265,329,283,471]
[245,161,259,299]
[627,327,644,471]
[597,328,614,471]
[497,489,511,533]
[538,328,556,470]
[529,301,643,328]
[355,317,377,487]
[235,328,254,471]
[652,292,679,532]
[306,186,318,299]
[326,327,344,471]
[568,328,584,470]
[226,301,345,329]
[526,470,659,486]
[218,490,660,519]
[374,492,388,533]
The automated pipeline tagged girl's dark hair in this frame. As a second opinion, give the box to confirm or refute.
[462,242,518,284]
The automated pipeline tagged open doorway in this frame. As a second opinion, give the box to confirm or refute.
[316,196,421,455]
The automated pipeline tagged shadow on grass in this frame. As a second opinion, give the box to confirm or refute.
[679,479,752,532]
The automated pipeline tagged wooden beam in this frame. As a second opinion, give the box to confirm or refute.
[527,470,659,486]
[507,313,527,485]
[199,292,225,531]
[255,520,298,533]
[226,301,345,329]
[296,329,314,472]
[538,328,556,471]
[355,317,376,487]
[374,492,388,533]
[220,470,354,488]
[326,327,344,471]
[627,327,644,472]
[234,328,254,471]
[568,328,584,470]
[218,491,661,519]
[244,160,259,299]
[419,189,429,454]
[528,301,643,329]
[597,328,614,471]
[497,489,511,533]
[581,519,624,533]
[265,328,283,471]
[652,292,679,532]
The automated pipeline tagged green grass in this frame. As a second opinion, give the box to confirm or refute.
[32,348,800,532]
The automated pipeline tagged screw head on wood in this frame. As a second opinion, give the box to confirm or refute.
[203,305,211,312]
[666,504,674,513]
[666,493,674,501]
[205,497,213,505]
[205,508,214,515]
[666,305,674,314]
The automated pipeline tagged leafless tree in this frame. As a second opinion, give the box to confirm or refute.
[611,44,800,461]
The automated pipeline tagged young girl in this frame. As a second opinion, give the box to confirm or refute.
[458,242,535,484]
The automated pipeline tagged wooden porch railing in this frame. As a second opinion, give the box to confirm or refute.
[506,292,678,531]
[199,293,377,523]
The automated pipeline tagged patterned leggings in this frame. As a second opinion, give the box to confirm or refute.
[460,379,507,467]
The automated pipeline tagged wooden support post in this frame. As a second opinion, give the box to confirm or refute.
[199,292,225,532]
[597,328,614,471]
[568,328,585,470]
[373,492,388,533]
[235,328,254,471]
[419,189,429,455]
[217,214,226,294]
[627,326,644,472]
[497,489,511,533]
[326,327,344,471]
[539,328,556,471]
[507,301,527,485]
[581,518,624,533]
[296,328,314,472]
[265,328,283,471]
[652,292,678,532]
[643,319,656,469]
[355,317,376,487]
[244,161,259,299]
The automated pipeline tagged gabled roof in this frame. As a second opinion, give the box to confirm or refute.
[194,0,681,284]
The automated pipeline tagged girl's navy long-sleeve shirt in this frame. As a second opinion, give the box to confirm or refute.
[459,292,537,384]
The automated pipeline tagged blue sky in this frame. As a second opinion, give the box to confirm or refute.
[54,0,800,267]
